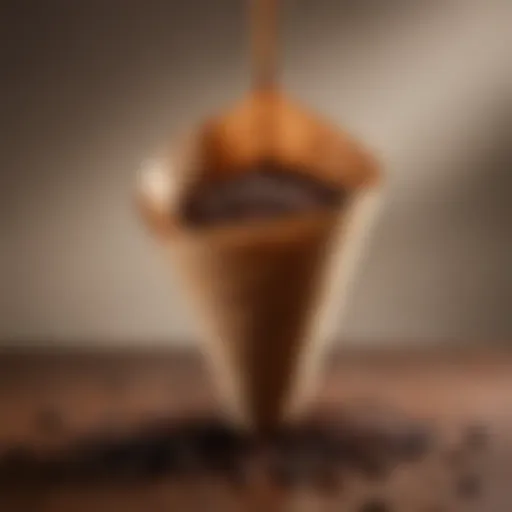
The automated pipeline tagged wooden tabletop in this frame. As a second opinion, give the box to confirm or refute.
[0,347,511,511]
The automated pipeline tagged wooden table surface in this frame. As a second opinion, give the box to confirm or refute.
[0,347,511,511]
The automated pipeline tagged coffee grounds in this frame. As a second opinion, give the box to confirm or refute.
[0,411,435,491]
[180,161,346,228]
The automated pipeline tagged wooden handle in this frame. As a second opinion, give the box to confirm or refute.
[251,0,279,90]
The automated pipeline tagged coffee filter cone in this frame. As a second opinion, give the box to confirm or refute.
[138,90,382,431]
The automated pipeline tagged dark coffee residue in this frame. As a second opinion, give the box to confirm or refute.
[180,161,347,228]
[0,410,435,490]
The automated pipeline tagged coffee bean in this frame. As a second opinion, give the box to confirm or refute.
[358,498,391,512]
[456,473,481,499]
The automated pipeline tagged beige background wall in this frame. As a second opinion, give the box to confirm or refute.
[1,0,511,347]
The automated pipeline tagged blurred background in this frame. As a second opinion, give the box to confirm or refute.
[1,0,511,348]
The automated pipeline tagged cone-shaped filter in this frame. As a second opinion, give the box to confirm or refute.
[138,90,381,431]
